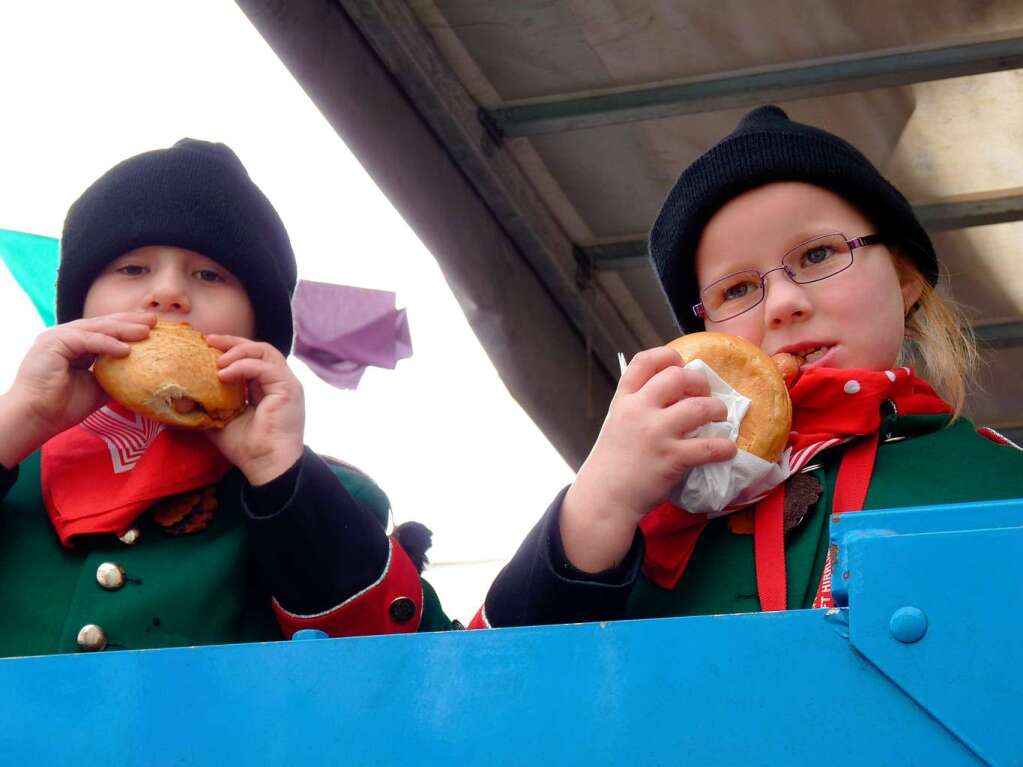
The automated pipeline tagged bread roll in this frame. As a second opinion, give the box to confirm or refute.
[667,332,792,462]
[93,321,245,429]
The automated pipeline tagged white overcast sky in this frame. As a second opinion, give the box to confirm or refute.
[0,1,574,621]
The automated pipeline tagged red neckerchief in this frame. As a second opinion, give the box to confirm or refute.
[41,402,230,547]
[639,367,951,596]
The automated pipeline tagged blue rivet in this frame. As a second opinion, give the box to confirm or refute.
[291,629,329,640]
[889,606,927,643]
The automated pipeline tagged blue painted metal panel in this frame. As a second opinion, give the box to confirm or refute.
[831,498,1023,606]
[846,527,1023,767]
[0,611,980,766]
[1,499,1019,766]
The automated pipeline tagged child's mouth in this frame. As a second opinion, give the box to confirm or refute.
[801,345,834,368]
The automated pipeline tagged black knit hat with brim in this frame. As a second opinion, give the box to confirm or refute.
[58,138,297,354]
[649,105,938,334]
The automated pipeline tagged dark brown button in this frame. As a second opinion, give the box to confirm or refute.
[388,596,416,623]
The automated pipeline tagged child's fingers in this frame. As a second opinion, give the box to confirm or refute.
[204,334,252,353]
[640,365,711,408]
[672,436,738,468]
[70,312,157,340]
[248,380,266,407]
[616,347,683,397]
[218,357,290,387]
[49,328,132,362]
[71,316,154,342]
[664,395,729,434]
[207,335,280,366]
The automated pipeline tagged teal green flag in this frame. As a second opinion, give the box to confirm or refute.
[0,229,58,327]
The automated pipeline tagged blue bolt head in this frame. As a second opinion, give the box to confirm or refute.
[291,629,329,640]
[889,606,928,643]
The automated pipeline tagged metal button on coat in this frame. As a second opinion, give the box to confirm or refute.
[96,562,126,591]
[389,597,416,623]
[76,624,107,651]
[118,528,141,545]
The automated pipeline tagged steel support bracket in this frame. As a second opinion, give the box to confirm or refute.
[832,498,1023,766]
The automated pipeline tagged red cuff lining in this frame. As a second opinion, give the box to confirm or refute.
[273,538,424,638]
[467,606,490,630]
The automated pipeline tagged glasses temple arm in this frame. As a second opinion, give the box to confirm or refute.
[847,234,885,249]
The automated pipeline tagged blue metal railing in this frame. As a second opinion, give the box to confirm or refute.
[2,499,1020,766]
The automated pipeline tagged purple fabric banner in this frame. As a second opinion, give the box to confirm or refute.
[292,279,412,389]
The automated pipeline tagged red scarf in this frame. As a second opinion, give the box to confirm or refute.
[41,402,230,546]
[639,367,950,600]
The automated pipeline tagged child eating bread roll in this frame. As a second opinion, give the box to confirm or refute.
[472,106,1023,629]
[0,139,452,656]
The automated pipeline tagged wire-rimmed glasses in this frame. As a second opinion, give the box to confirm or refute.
[692,233,884,322]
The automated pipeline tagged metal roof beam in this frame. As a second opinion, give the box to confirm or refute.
[974,320,1023,349]
[584,241,652,271]
[491,35,1023,136]
[237,0,661,465]
[586,189,1023,270]
[914,188,1023,232]
[331,0,645,386]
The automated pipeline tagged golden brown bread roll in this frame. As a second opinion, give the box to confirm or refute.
[93,321,245,429]
[667,332,792,463]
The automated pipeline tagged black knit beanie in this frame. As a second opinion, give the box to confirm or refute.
[58,139,297,354]
[649,105,937,333]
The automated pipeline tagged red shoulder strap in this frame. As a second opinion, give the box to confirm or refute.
[754,432,879,611]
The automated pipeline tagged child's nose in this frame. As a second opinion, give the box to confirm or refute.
[145,276,191,314]
[762,273,812,328]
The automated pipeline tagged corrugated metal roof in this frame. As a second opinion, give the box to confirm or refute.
[243,0,1023,455]
[409,0,1023,431]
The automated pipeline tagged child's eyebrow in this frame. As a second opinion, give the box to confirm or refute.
[109,253,147,264]
[784,228,841,247]
[703,253,759,281]
[192,258,229,273]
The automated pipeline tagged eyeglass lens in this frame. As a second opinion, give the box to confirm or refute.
[700,233,855,321]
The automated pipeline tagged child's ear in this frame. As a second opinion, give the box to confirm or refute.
[891,249,924,317]
[900,273,923,317]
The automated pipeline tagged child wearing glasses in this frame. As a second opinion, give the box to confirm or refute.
[472,105,1023,628]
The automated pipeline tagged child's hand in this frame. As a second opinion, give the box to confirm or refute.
[204,335,305,487]
[559,346,737,572]
[0,312,156,467]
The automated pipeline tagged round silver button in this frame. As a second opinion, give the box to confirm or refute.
[76,624,108,651]
[118,528,141,545]
[96,562,126,591]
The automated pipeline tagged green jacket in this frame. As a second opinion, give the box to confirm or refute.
[0,450,450,658]
[482,414,1023,626]
[630,415,1023,617]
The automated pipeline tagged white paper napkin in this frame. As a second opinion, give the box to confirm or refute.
[668,359,790,516]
